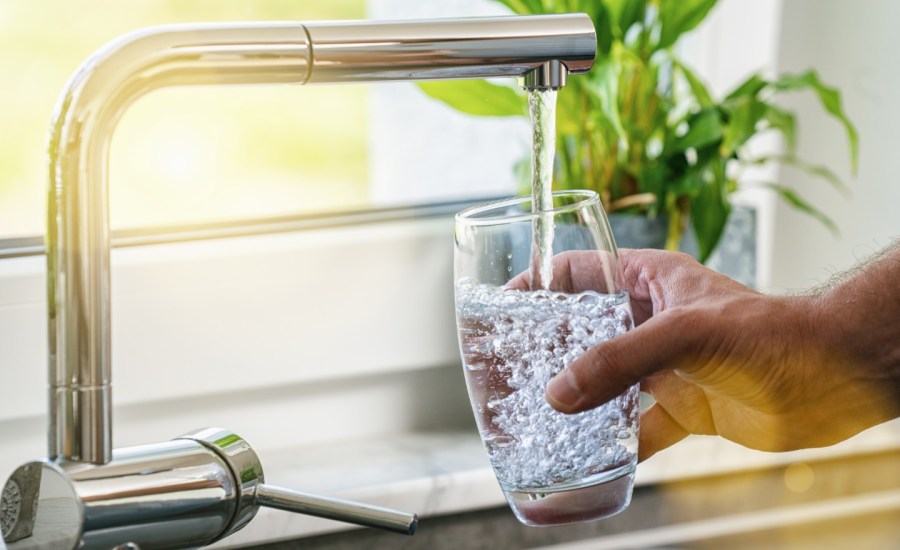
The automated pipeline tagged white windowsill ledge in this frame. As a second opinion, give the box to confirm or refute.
[211,419,900,548]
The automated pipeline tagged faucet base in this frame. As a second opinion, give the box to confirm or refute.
[0,462,41,543]
[2,428,417,549]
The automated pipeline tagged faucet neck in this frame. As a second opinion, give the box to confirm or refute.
[47,16,596,465]
[48,23,312,464]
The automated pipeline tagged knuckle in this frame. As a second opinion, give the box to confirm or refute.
[671,250,700,265]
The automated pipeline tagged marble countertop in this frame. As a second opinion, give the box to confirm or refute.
[212,419,900,548]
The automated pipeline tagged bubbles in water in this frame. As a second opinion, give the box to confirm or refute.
[456,280,639,491]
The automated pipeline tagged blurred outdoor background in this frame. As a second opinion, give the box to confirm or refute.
[0,0,370,236]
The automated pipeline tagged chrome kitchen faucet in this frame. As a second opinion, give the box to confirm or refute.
[1,15,596,549]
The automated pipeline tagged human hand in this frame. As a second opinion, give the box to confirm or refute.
[543,249,900,461]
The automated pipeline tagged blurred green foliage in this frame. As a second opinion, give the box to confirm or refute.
[0,0,367,236]
[420,0,858,261]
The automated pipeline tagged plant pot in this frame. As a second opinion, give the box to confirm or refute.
[483,206,756,288]
[609,207,757,289]
[608,213,668,250]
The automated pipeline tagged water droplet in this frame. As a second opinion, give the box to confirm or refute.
[485,434,516,449]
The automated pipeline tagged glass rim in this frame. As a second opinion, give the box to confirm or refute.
[455,190,601,227]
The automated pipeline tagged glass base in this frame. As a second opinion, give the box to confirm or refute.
[503,464,635,527]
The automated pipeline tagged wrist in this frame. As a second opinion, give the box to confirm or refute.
[813,279,900,418]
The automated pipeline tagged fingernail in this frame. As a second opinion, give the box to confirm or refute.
[546,370,580,410]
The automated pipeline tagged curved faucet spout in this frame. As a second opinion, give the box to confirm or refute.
[48,22,314,465]
[46,15,597,465]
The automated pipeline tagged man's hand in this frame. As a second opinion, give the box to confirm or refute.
[543,248,900,462]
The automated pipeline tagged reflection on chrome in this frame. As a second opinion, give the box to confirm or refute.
[3,14,596,549]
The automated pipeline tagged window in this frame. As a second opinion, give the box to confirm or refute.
[1,1,371,238]
[0,0,525,242]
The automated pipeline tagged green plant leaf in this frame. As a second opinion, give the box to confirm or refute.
[668,173,702,196]
[555,80,582,136]
[755,182,840,235]
[639,163,667,214]
[606,0,645,38]
[721,95,766,156]
[725,73,767,101]
[673,59,713,108]
[590,1,615,56]
[690,164,731,262]
[492,0,543,14]
[588,56,627,143]
[673,108,723,152]
[657,0,719,50]
[416,81,526,117]
[761,103,797,154]
[772,70,859,173]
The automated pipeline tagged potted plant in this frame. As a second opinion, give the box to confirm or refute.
[418,0,857,262]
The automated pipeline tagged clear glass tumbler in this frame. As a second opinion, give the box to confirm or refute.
[454,190,639,526]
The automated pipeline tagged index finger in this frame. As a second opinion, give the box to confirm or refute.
[546,309,701,413]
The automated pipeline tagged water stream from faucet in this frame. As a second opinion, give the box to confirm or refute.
[528,89,558,290]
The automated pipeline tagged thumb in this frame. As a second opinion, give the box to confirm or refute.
[546,310,699,413]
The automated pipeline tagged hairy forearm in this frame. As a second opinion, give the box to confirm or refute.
[814,240,900,408]
[549,246,900,456]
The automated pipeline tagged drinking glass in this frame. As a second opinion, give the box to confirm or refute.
[454,190,639,526]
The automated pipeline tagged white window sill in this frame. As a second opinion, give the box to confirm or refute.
[210,419,900,548]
